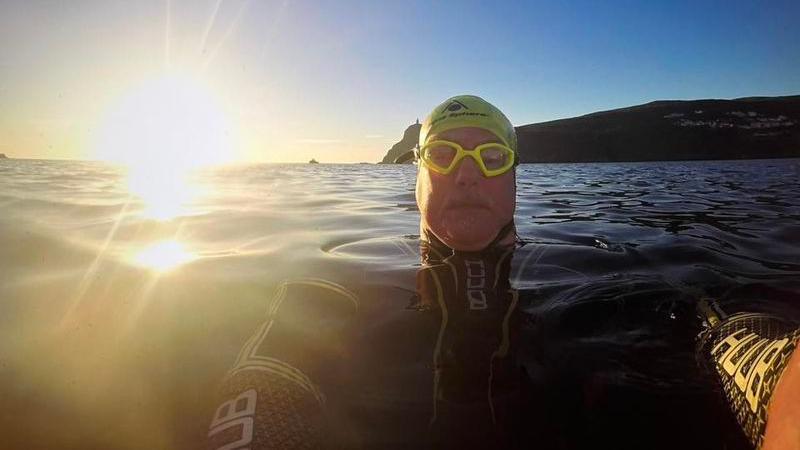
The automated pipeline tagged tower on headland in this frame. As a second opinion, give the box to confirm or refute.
[379,120,422,164]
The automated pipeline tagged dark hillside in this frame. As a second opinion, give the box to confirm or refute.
[515,96,800,162]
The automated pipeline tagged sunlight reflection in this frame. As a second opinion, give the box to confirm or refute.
[130,240,195,272]
[124,165,207,221]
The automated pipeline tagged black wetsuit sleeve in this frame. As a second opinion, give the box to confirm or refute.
[206,280,358,450]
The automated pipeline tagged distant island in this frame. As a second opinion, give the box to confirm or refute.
[309,158,319,164]
[0,153,7,159]
[381,95,800,163]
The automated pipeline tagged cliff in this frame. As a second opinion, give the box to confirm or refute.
[382,95,800,163]
[380,122,421,164]
[515,95,800,162]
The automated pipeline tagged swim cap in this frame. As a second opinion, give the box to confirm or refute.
[419,95,517,151]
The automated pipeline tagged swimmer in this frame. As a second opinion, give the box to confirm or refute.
[205,95,524,450]
[407,95,519,257]
[405,96,525,445]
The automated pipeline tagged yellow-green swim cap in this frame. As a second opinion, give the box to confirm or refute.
[419,95,517,151]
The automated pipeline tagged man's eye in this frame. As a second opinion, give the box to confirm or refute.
[429,147,456,166]
[481,148,508,169]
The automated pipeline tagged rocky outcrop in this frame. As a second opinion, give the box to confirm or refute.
[379,121,421,164]
[0,153,7,159]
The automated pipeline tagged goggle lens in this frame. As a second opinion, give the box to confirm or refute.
[427,144,457,168]
[479,145,511,170]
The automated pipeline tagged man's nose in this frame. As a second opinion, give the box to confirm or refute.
[453,156,482,187]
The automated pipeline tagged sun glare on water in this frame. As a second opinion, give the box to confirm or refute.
[95,73,235,220]
[130,240,195,272]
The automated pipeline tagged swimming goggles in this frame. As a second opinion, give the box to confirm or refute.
[418,140,516,177]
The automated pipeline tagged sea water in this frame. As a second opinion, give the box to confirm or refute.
[1,158,799,449]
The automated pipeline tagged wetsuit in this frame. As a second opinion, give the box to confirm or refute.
[206,237,525,449]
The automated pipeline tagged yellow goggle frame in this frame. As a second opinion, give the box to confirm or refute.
[418,140,516,177]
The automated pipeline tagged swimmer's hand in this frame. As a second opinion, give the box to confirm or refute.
[762,341,800,450]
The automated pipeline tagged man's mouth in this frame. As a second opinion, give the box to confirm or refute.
[446,199,491,210]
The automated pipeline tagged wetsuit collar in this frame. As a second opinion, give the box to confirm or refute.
[422,220,517,263]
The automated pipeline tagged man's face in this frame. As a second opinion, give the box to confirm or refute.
[416,127,516,252]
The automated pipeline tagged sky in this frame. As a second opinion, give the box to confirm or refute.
[1,0,798,163]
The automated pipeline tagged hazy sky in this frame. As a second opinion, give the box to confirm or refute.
[1,0,798,163]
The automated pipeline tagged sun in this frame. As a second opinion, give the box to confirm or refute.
[94,73,235,220]
[95,73,235,169]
